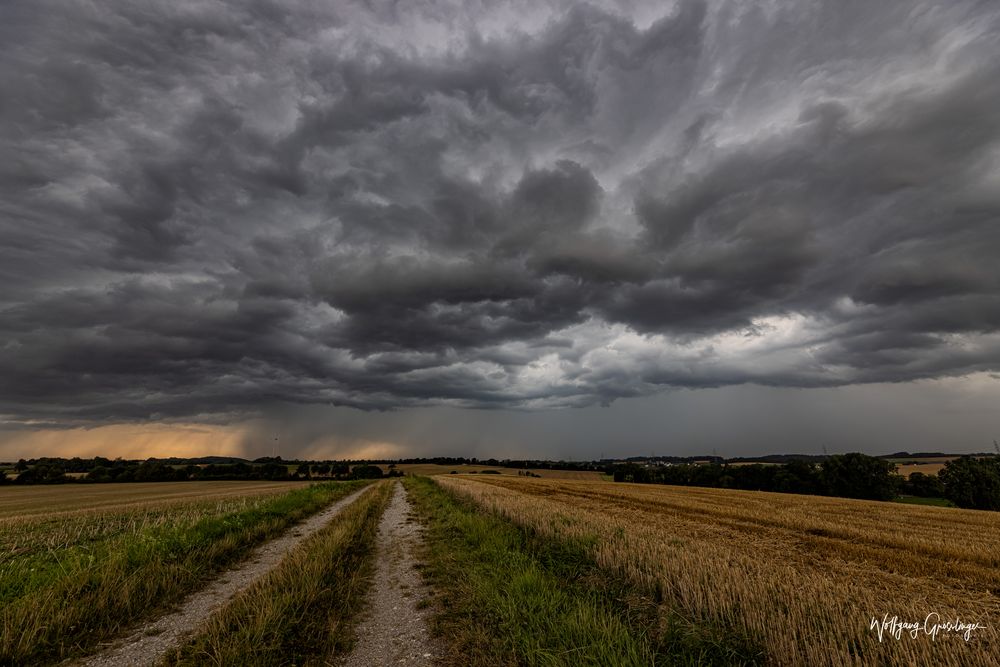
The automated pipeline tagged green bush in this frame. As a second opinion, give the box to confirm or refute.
[939,457,1000,510]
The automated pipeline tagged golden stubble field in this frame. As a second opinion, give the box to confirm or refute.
[394,463,605,480]
[0,480,307,518]
[438,475,999,667]
[0,481,311,600]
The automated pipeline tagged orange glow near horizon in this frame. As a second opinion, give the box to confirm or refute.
[297,437,406,461]
[0,423,251,461]
[0,423,409,462]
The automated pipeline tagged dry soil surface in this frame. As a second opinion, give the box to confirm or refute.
[341,481,441,667]
[73,485,370,667]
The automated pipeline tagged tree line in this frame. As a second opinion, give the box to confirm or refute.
[612,453,1000,510]
[0,457,399,484]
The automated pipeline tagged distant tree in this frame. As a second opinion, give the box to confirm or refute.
[86,466,114,483]
[15,464,67,485]
[134,461,178,482]
[611,453,905,502]
[773,460,822,495]
[14,459,28,472]
[820,453,900,501]
[613,463,649,483]
[295,463,311,479]
[901,472,945,498]
[939,457,1000,510]
[351,464,383,479]
[260,462,290,480]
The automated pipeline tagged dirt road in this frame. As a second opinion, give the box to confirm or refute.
[75,486,370,667]
[341,481,441,666]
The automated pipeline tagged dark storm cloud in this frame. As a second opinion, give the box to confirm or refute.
[2,0,1000,426]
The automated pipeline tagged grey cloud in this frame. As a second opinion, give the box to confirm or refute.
[2,0,1000,427]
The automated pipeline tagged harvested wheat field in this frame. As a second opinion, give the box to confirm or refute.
[438,476,999,667]
[0,480,306,517]
[895,462,948,478]
[394,463,605,480]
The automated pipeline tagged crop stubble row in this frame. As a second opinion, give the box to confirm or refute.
[438,476,1000,667]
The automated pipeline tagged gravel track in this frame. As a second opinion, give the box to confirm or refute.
[73,485,371,667]
[340,481,441,667]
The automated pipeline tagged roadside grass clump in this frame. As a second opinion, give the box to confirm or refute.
[405,476,762,666]
[441,476,1000,667]
[164,481,393,666]
[0,480,367,665]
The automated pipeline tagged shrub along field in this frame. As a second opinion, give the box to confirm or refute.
[432,476,999,667]
[0,480,367,665]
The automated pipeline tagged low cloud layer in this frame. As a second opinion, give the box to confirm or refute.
[2,0,999,428]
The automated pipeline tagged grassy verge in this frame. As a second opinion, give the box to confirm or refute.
[164,481,392,666]
[405,476,763,667]
[0,480,367,665]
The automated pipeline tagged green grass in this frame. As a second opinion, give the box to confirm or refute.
[0,480,368,665]
[405,476,763,666]
[165,481,392,666]
[893,495,956,507]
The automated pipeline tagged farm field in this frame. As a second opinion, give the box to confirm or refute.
[395,463,604,480]
[0,480,307,517]
[0,480,366,664]
[887,455,955,478]
[436,475,999,666]
[895,462,947,477]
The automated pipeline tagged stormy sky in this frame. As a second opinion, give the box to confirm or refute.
[1,0,999,459]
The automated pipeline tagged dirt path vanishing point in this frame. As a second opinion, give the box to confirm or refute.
[75,485,371,667]
[341,481,442,667]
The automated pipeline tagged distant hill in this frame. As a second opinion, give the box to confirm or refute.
[155,456,251,465]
